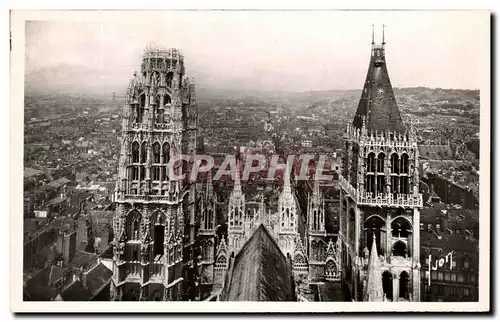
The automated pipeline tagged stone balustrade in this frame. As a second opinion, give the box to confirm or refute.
[339,175,423,208]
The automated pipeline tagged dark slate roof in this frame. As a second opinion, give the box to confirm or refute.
[223,224,295,301]
[61,280,93,301]
[24,167,43,178]
[352,43,405,133]
[85,263,113,296]
[99,246,114,259]
[420,230,478,254]
[24,285,58,301]
[69,251,99,270]
[418,145,454,160]
[26,266,67,289]
[48,266,67,286]
[420,207,442,224]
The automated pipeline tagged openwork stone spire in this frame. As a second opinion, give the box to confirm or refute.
[364,234,384,302]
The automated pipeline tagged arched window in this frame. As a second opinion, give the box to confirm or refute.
[229,209,234,227]
[400,154,409,174]
[151,166,160,181]
[153,224,165,257]
[139,166,146,180]
[127,210,142,240]
[152,142,161,163]
[156,107,164,124]
[366,153,376,194]
[392,240,408,257]
[391,153,399,174]
[130,166,139,181]
[131,142,140,163]
[325,260,338,279]
[166,72,173,88]
[391,176,399,195]
[367,153,376,173]
[162,143,170,164]
[365,216,386,256]
[377,153,385,173]
[399,271,410,300]
[293,253,305,265]
[391,217,412,238]
[216,255,227,266]
[382,271,393,301]
[348,208,356,243]
[141,142,147,164]
[164,94,171,105]
[400,177,409,194]
[376,173,385,194]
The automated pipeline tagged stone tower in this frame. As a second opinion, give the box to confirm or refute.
[111,47,198,301]
[227,160,245,255]
[307,180,327,280]
[198,171,217,289]
[339,27,423,302]
[278,164,298,256]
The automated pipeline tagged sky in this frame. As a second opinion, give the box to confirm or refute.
[24,10,489,93]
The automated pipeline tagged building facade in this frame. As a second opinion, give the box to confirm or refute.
[198,159,342,301]
[111,47,198,301]
[338,31,423,302]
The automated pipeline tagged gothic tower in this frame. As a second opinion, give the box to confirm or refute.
[111,47,198,301]
[278,164,298,256]
[307,180,327,280]
[198,171,217,289]
[339,27,422,302]
[227,160,245,255]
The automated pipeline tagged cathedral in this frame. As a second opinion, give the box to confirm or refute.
[111,29,422,302]
[338,28,423,302]
[110,47,198,301]
[198,161,342,301]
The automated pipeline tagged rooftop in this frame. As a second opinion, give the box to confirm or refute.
[222,224,294,301]
[352,41,405,133]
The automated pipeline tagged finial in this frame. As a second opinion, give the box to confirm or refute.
[373,233,377,241]
[382,24,386,45]
[283,162,291,193]
[372,24,375,45]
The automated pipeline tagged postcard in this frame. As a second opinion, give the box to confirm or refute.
[10,9,490,313]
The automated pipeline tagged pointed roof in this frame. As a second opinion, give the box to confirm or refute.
[293,235,306,256]
[364,234,384,302]
[326,239,336,259]
[222,224,294,301]
[353,28,406,133]
[216,237,228,257]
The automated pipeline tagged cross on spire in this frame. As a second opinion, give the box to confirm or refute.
[372,24,375,45]
[382,24,386,45]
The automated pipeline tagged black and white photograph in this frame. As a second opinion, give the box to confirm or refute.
[10,9,490,312]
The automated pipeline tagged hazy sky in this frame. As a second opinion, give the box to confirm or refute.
[25,11,488,92]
